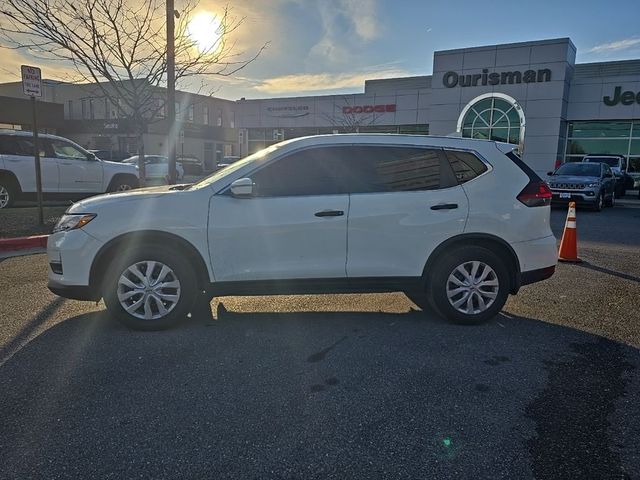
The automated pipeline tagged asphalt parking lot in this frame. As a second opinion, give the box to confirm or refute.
[1,203,639,479]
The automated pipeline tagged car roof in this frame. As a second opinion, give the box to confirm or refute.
[271,133,515,154]
[0,128,80,143]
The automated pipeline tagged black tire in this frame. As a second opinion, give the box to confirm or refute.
[592,192,603,212]
[108,175,139,192]
[605,189,615,207]
[428,246,510,325]
[103,244,197,331]
[0,176,18,209]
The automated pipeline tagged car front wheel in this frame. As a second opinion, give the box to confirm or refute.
[593,192,604,212]
[103,245,197,330]
[429,246,510,325]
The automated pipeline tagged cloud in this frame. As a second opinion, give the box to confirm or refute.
[309,0,380,64]
[252,68,410,95]
[587,37,640,54]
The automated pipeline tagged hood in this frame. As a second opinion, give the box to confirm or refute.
[548,174,600,184]
[67,184,190,213]
[101,159,138,171]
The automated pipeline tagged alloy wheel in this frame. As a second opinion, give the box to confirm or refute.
[0,186,9,208]
[116,183,132,191]
[446,261,499,315]
[117,260,181,320]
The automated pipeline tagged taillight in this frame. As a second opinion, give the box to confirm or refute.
[517,181,552,207]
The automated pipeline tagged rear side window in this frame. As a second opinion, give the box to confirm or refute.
[0,136,37,156]
[339,146,456,193]
[445,150,488,184]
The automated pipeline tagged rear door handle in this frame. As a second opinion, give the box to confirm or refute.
[315,210,344,217]
[430,203,458,210]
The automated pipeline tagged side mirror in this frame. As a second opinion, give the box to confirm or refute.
[87,152,97,161]
[230,177,253,197]
[546,171,554,176]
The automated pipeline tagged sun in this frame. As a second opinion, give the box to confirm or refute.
[187,12,223,54]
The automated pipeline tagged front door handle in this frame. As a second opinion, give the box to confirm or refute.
[315,210,344,217]
[430,203,458,211]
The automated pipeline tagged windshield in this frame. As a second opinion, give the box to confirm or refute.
[122,156,138,164]
[189,144,282,189]
[555,162,601,176]
[584,157,619,167]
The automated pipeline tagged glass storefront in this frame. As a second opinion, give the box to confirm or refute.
[564,120,640,176]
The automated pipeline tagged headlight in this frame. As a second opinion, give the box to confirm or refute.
[53,214,97,233]
[586,182,601,188]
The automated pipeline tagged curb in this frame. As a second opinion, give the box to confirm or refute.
[0,235,48,253]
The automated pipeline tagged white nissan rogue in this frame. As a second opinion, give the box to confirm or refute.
[47,135,557,330]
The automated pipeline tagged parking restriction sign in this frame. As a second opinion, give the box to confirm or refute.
[21,65,42,97]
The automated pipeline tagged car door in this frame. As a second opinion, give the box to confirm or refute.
[51,139,103,192]
[0,136,59,193]
[208,146,350,282]
[344,145,470,278]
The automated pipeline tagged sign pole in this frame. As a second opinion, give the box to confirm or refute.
[31,96,44,225]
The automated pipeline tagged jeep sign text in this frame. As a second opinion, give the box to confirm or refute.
[603,86,640,106]
[443,68,552,88]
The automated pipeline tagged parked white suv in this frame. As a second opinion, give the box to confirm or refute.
[0,130,139,208]
[47,135,557,330]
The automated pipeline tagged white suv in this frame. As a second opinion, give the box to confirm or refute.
[0,130,139,208]
[47,135,557,330]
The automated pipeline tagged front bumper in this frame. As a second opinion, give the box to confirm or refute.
[550,190,598,204]
[48,279,100,301]
[47,229,103,298]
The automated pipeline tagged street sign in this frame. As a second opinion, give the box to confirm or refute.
[179,129,185,143]
[21,65,42,97]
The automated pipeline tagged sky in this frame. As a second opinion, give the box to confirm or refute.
[1,0,640,100]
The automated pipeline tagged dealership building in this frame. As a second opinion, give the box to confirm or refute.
[0,37,638,178]
[236,37,640,178]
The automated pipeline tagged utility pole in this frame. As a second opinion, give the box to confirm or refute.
[166,0,177,184]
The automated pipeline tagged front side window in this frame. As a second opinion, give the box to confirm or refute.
[250,147,346,197]
[50,140,88,160]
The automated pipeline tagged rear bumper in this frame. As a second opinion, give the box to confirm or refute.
[520,265,556,286]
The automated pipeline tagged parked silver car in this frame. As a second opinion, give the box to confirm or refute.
[547,162,616,211]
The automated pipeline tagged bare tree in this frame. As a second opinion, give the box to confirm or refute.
[0,0,266,184]
[321,96,382,133]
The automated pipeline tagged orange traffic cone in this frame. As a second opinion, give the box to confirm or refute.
[558,201,581,263]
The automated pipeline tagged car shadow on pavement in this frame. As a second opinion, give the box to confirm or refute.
[0,296,66,365]
[574,260,640,284]
[0,305,638,479]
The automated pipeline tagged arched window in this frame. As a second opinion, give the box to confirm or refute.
[457,94,524,146]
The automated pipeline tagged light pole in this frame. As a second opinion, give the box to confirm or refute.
[166,0,177,184]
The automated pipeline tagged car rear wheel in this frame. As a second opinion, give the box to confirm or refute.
[428,246,510,325]
[103,245,197,330]
[0,178,17,209]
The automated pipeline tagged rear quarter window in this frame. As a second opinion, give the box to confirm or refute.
[445,150,488,184]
